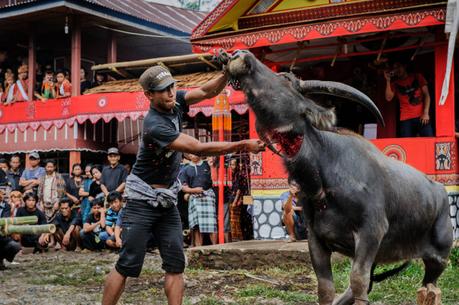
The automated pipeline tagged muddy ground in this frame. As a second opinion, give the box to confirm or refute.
[0,250,318,305]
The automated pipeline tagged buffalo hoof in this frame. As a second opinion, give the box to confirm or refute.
[416,287,427,305]
[424,284,441,305]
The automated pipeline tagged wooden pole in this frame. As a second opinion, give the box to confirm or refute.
[218,119,225,244]
[107,31,117,64]
[71,15,81,96]
[27,32,36,102]
[69,151,81,173]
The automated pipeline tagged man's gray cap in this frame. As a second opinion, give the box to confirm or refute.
[107,147,120,155]
[29,152,40,159]
[139,65,177,91]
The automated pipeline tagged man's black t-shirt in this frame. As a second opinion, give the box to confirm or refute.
[132,90,188,186]
[16,207,47,225]
[179,162,212,190]
[53,210,79,233]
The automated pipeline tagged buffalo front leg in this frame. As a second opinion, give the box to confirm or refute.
[347,229,385,305]
[308,230,335,305]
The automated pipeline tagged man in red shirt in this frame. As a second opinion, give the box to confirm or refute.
[384,62,433,137]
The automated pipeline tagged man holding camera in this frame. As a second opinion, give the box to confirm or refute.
[384,61,433,138]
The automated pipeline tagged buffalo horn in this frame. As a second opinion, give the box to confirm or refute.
[299,80,385,126]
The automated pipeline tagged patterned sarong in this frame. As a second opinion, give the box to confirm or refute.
[188,189,217,233]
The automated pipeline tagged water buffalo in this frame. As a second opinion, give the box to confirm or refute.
[219,50,453,305]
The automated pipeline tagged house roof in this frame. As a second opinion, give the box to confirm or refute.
[0,0,206,35]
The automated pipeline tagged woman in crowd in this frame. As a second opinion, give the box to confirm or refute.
[229,158,252,241]
[8,190,23,241]
[88,165,103,202]
[79,164,93,223]
[66,163,83,209]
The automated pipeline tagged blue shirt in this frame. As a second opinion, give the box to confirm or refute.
[280,191,298,207]
[105,208,119,228]
[179,161,212,190]
[21,166,45,180]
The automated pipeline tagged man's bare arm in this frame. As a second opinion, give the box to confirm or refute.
[169,133,265,156]
[184,73,228,105]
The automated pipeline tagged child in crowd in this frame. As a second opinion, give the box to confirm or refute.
[55,70,72,98]
[40,70,55,100]
[100,191,122,249]
[80,196,105,251]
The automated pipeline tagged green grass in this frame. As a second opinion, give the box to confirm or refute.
[237,284,317,304]
[332,258,459,305]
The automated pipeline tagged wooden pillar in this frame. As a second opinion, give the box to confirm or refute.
[27,33,36,102]
[69,151,81,173]
[107,31,117,63]
[25,153,31,169]
[71,15,81,97]
[435,44,455,137]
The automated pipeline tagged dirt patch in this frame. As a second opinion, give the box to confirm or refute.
[0,251,317,305]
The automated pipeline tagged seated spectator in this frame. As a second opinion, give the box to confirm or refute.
[106,207,123,249]
[55,69,72,98]
[37,159,66,224]
[8,190,22,216]
[88,165,103,203]
[280,179,306,242]
[100,148,128,196]
[19,152,45,193]
[13,64,29,102]
[181,153,217,246]
[50,197,81,251]
[7,155,23,192]
[65,163,83,208]
[40,70,55,100]
[16,192,48,252]
[1,74,15,104]
[80,197,106,251]
[80,68,91,93]
[0,188,21,270]
[101,191,123,249]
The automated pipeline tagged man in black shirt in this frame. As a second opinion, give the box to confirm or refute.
[16,192,48,251]
[7,155,23,191]
[102,66,265,305]
[100,147,128,196]
[49,198,81,251]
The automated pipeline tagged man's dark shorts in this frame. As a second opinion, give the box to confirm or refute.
[115,199,185,277]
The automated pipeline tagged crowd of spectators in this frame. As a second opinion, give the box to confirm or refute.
[0,146,306,268]
[0,50,107,105]
[0,147,129,269]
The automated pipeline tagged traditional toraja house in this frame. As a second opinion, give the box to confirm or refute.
[0,0,206,171]
[190,0,459,240]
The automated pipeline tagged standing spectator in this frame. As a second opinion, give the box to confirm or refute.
[384,61,433,137]
[40,70,55,100]
[51,197,81,251]
[37,159,66,224]
[92,72,106,87]
[55,69,72,98]
[100,148,128,196]
[2,74,15,104]
[88,165,103,202]
[19,152,45,193]
[81,197,106,251]
[100,191,123,248]
[0,188,10,217]
[16,192,48,252]
[80,68,92,93]
[79,164,93,224]
[65,163,83,208]
[7,155,23,191]
[0,159,12,189]
[13,64,28,102]
[181,154,217,246]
